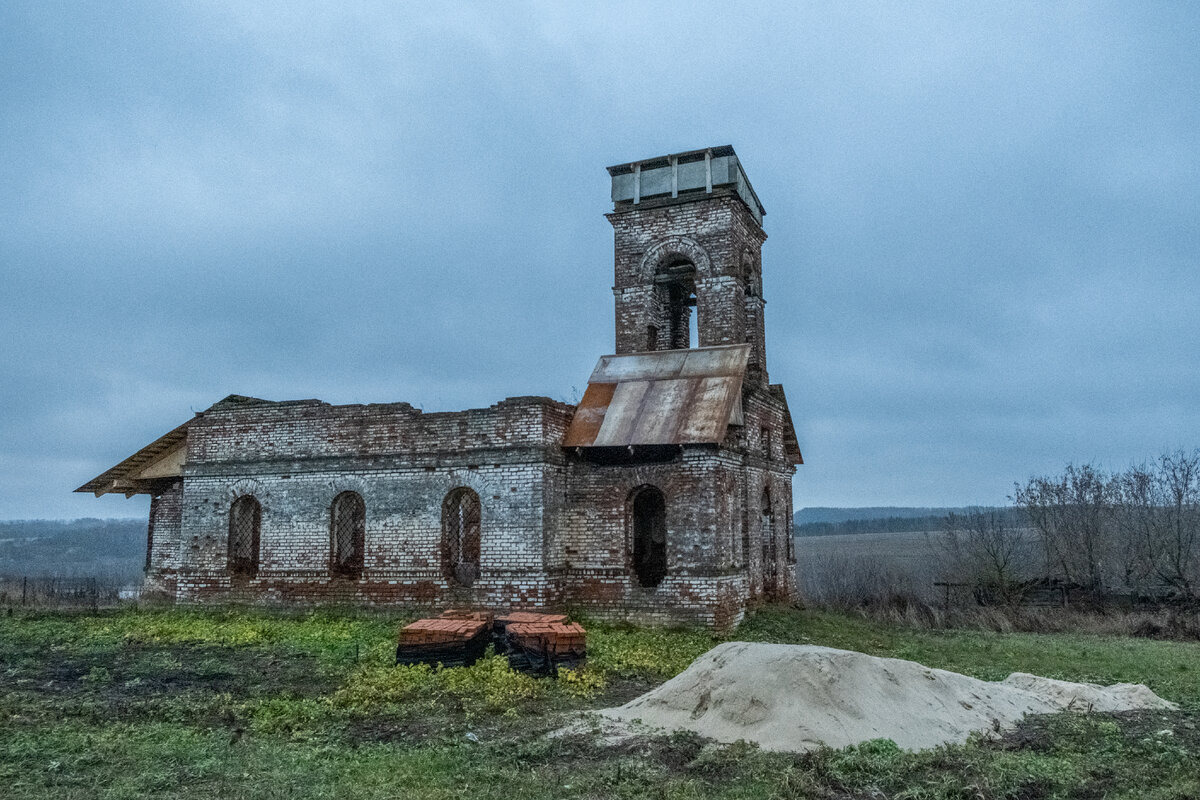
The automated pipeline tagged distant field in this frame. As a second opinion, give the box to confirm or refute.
[797,529,942,564]
[796,530,946,602]
[795,528,1043,605]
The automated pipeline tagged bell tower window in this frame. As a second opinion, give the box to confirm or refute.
[655,258,697,350]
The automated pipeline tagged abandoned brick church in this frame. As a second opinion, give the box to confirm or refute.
[79,146,802,629]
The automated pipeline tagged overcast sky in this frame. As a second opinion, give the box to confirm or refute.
[2,2,1197,520]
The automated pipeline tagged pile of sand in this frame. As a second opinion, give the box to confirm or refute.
[596,642,1175,752]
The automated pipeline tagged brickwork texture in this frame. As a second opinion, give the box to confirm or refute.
[138,152,799,630]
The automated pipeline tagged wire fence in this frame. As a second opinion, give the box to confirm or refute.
[0,574,139,609]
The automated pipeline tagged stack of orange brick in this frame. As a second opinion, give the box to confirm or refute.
[493,611,568,656]
[399,618,489,645]
[495,610,567,626]
[504,620,587,672]
[396,617,491,667]
[440,608,495,625]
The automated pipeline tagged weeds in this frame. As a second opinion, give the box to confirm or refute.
[331,654,547,719]
[3,605,1199,799]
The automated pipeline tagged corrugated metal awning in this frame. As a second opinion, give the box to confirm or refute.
[564,345,749,448]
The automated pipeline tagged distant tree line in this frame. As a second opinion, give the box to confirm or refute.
[794,507,969,526]
[798,509,1028,537]
[0,518,145,581]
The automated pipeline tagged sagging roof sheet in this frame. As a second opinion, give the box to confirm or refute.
[564,345,749,448]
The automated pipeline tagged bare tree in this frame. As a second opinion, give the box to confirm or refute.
[1114,463,1158,594]
[1015,463,1118,605]
[1119,450,1200,598]
[940,508,1033,605]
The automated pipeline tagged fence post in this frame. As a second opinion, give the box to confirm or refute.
[22,576,27,606]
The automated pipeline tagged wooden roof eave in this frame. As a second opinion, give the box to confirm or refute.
[75,419,191,496]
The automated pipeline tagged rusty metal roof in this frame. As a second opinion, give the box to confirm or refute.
[564,345,749,448]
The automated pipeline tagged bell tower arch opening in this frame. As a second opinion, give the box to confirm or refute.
[654,257,697,350]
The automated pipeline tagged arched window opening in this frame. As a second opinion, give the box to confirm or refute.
[330,491,366,579]
[761,487,777,596]
[442,488,481,587]
[742,253,759,298]
[631,486,668,588]
[228,495,261,578]
[655,258,697,350]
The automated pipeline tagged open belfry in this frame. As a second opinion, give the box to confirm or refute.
[79,146,803,629]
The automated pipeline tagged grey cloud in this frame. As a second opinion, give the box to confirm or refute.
[1,1,1197,518]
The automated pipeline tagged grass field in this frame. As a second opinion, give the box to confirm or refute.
[795,531,945,602]
[2,606,1199,799]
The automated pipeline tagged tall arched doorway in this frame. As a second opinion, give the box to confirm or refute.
[442,488,481,587]
[631,486,667,588]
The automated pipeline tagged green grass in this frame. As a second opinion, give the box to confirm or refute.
[1,605,1198,799]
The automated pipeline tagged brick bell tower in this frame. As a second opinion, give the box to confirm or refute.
[605,145,770,387]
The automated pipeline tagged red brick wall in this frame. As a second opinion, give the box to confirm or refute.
[608,193,769,387]
[140,175,798,631]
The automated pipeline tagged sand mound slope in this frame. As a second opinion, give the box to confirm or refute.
[598,642,1175,752]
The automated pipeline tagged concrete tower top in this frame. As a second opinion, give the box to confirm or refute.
[606,145,765,225]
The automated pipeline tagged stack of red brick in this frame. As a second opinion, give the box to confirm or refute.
[498,611,586,673]
[396,611,493,667]
[495,610,566,629]
[506,620,586,659]
[398,617,490,645]
[396,608,587,673]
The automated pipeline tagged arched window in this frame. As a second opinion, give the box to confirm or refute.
[631,485,668,588]
[330,491,365,579]
[742,252,759,298]
[442,488,481,587]
[761,487,776,596]
[228,495,261,578]
[655,258,697,350]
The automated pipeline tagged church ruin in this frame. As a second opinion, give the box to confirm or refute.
[78,146,802,629]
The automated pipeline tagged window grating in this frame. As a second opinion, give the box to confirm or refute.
[761,487,777,597]
[330,491,365,579]
[228,495,261,578]
[442,488,481,587]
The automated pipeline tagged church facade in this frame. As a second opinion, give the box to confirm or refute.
[79,146,802,629]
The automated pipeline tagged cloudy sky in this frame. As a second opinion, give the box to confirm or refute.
[1,2,1197,520]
